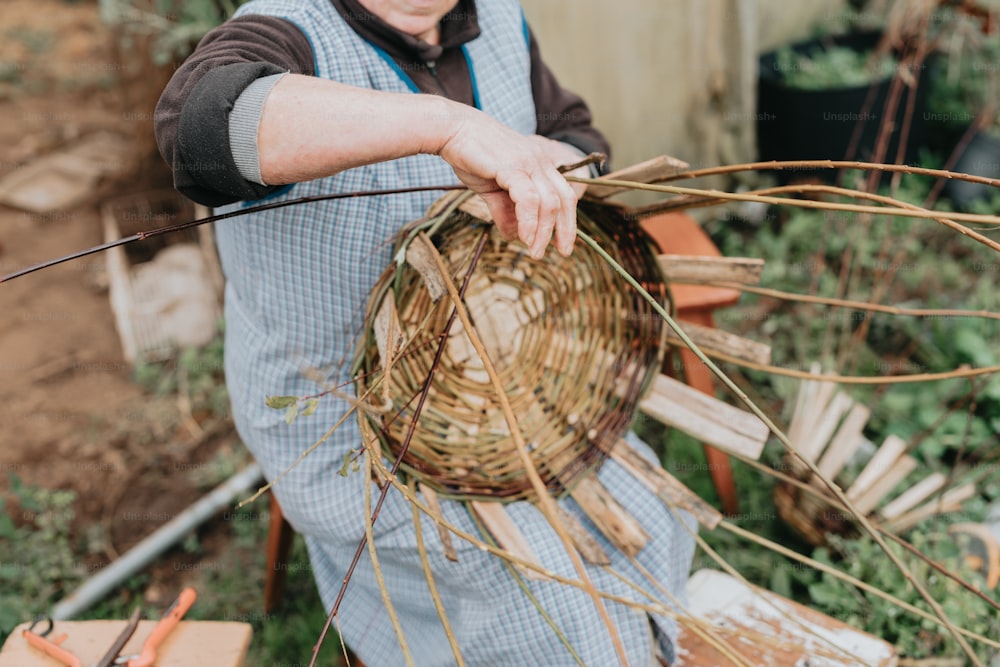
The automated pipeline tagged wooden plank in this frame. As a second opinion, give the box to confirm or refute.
[470,501,546,580]
[797,392,853,465]
[569,476,650,558]
[676,570,898,667]
[658,254,764,285]
[665,321,771,366]
[850,456,918,517]
[458,194,493,222]
[1,621,252,667]
[610,442,723,529]
[803,378,838,442]
[816,403,872,479]
[846,435,908,503]
[419,484,458,562]
[639,374,767,460]
[373,294,404,370]
[885,484,976,534]
[786,363,822,450]
[405,232,448,302]
[878,472,948,521]
[554,504,611,565]
[585,155,690,199]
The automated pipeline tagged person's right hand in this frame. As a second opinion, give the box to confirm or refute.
[436,107,580,258]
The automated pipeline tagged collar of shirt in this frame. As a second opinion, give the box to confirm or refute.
[330,0,481,63]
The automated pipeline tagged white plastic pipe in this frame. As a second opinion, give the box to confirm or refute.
[51,463,263,620]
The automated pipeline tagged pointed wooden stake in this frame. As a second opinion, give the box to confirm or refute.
[470,501,547,580]
[657,254,764,285]
[554,504,612,566]
[420,484,458,562]
[610,442,723,530]
[639,374,768,460]
[879,472,948,521]
[569,476,649,558]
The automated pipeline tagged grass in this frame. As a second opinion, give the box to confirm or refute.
[0,486,341,665]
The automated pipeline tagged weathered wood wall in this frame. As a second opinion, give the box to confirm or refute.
[521,0,844,175]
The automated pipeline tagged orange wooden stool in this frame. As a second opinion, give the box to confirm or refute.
[641,211,741,516]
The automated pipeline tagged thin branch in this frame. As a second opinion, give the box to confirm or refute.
[703,281,1000,321]
[363,440,1000,652]
[575,223,985,665]
[0,185,466,284]
[570,177,1000,254]
[878,528,1000,615]
[307,230,490,667]
[362,447,415,667]
[659,159,1000,189]
[720,521,1000,652]
[410,480,466,667]
[421,230,631,666]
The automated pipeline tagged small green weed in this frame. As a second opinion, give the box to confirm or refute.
[0,477,86,638]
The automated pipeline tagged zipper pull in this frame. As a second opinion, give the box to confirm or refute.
[426,60,438,77]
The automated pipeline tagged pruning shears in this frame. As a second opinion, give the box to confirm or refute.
[22,587,197,667]
[22,607,142,667]
[115,588,198,667]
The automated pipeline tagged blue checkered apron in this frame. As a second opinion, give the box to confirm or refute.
[214,1,695,664]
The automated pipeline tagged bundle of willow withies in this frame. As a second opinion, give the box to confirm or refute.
[354,199,669,505]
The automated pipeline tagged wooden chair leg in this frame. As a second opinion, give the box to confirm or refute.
[263,497,368,666]
[264,494,295,613]
[677,312,740,516]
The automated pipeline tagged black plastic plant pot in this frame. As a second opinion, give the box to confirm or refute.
[943,129,1000,210]
[757,31,931,182]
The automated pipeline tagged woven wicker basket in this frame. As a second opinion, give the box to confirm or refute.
[354,197,671,505]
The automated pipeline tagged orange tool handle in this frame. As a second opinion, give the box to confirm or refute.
[21,629,82,667]
[127,587,197,667]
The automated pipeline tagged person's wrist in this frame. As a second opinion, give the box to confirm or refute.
[417,94,470,159]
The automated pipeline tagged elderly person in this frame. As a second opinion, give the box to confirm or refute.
[156,1,695,664]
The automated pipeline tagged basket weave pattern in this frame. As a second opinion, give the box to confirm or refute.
[356,201,670,503]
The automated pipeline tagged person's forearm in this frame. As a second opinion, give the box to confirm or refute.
[257,73,581,259]
[257,73,462,185]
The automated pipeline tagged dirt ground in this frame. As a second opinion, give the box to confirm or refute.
[0,0,241,597]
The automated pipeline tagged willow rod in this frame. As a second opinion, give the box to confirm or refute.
[570,177,1000,254]
[662,159,1000,188]
[362,439,1000,652]
[423,231,630,666]
[720,447,1000,617]
[308,230,490,667]
[576,224,984,665]
[699,281,1000,321]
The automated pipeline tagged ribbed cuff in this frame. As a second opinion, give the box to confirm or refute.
[229,72,287,185]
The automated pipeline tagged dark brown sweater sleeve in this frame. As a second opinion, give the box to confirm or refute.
[154,15,315,206]
[527,26,611,172]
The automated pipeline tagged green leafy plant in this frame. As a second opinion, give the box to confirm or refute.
[100,0,252,65]
[925,12,1000,138]
[796,525,1000,661]
[0,478,86,636]
[133,331,230,420]
[774,43,897,89]
[714,167,999,461]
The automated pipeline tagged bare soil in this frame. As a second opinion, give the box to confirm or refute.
[0,0,241,602]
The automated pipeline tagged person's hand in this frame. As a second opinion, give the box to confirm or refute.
[437,110,583,258]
